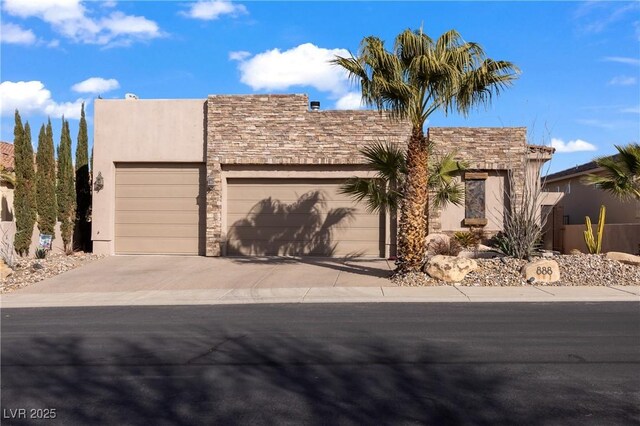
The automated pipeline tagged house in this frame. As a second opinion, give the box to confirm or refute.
[92,94,555,257]
[1,141,15,222]
[544,156,640,254]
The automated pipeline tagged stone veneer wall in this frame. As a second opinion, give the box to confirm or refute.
[426,127,529,234]
[205,94,411,256]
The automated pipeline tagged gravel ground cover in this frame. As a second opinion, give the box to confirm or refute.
[1,253,105,293]
[393,254,640,286]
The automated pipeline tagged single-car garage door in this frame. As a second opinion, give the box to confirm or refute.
[115,163,205,255]
[226,178,384,257]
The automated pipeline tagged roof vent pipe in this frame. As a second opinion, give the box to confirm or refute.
[310,101,320,111]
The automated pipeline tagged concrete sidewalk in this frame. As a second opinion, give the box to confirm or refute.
[1,256,638,308]
[2,284,638,308]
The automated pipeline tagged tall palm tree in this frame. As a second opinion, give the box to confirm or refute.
[340,140,468,213]
[333,28,519,273]
[583,143,640,201]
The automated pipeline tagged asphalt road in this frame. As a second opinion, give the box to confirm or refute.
[1,303,639,425]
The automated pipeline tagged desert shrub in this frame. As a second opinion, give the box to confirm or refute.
[489,232,516,257]
[427,238,462,256]
[35,247,47,259]
[453,228,485,248]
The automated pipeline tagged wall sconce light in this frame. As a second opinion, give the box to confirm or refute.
[207,174,215,190]
[94,172,104,192]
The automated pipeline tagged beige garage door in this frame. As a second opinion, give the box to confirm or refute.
[115,163,205,255]
[226,178,383,257]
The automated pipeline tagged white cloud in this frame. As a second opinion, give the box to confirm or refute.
[233,43,366,110]
[2,0,162,47]
[229,50,250,61]
[603,56,640,66]
[72,77,119,94]
[0,22,36,45]
[608,75,637,86]
[621,106,640,114]
[575,2,639,33]
[335,92,363,110]
[236,43,351,96]
[551,138,597,153]
[181,1,247,20]
[0,81,85,119]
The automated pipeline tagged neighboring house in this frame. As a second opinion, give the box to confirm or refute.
[544,156,640,254]
[1,141,15,222]
[92,94,555,258]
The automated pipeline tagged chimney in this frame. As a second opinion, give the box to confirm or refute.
[310,101,320,111]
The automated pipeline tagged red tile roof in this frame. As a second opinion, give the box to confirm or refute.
[0,142,14,171]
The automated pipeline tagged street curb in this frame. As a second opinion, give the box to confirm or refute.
[1,285,638,308]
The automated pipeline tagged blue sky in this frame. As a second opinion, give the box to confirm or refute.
[1,1,638,174]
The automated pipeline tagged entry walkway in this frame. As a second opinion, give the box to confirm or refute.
[1,256,638,308]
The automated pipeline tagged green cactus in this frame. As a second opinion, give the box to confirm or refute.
[584,205,606,254]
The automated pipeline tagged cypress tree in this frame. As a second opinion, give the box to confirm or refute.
[75,102,92,252]
[13,111,37,256]
[57,118,75,252]
[36,119,57,237]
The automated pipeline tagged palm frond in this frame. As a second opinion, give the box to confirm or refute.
[582,143,640,201]
[339,177,401,213]
[432,182,465,209]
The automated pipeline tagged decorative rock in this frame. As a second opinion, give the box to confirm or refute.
[605,252,640,266]
[425,233,450,247]
[521,259,560,283]
[424,255,478,282]
[458,250,505,259]
[569,249,582,255]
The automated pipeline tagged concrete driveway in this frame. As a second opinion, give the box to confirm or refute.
[11,256,396,294]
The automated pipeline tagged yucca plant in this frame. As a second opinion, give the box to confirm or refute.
[334,27,519,272]
[35,247,47,259]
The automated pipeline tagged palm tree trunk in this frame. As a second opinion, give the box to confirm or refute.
[397,127,429,273]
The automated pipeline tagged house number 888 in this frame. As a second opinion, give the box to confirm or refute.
[536,267,553,276]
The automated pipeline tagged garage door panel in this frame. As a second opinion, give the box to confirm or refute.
[226,213,380,228]
[116,224,200,238]
[116,237,199,255]
[116,197,200,212]
[115,163,204,255]
[226,200,365,215]
[226,240,380,256]
[228,227,380,242]
[226,178,383,257]
[227,187,354,202]
[116,184,201,198]
[116,171,201,185]
[117,211,200,225]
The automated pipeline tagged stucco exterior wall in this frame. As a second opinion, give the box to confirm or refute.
[439,172,507,232]
[546,172,640,225]
[1,183,14,222]
[92,99,207,255]
[563,223,640,254]
[205,94,412,256]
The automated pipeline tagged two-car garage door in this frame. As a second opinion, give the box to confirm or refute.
[115,163,205,255]
[226,178,383,257]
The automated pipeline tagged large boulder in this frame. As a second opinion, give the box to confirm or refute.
[605,252,640,266]
[521,259,560,283]
[424,255,478,282]
[425,233,450,247]
[0,259,13,280]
